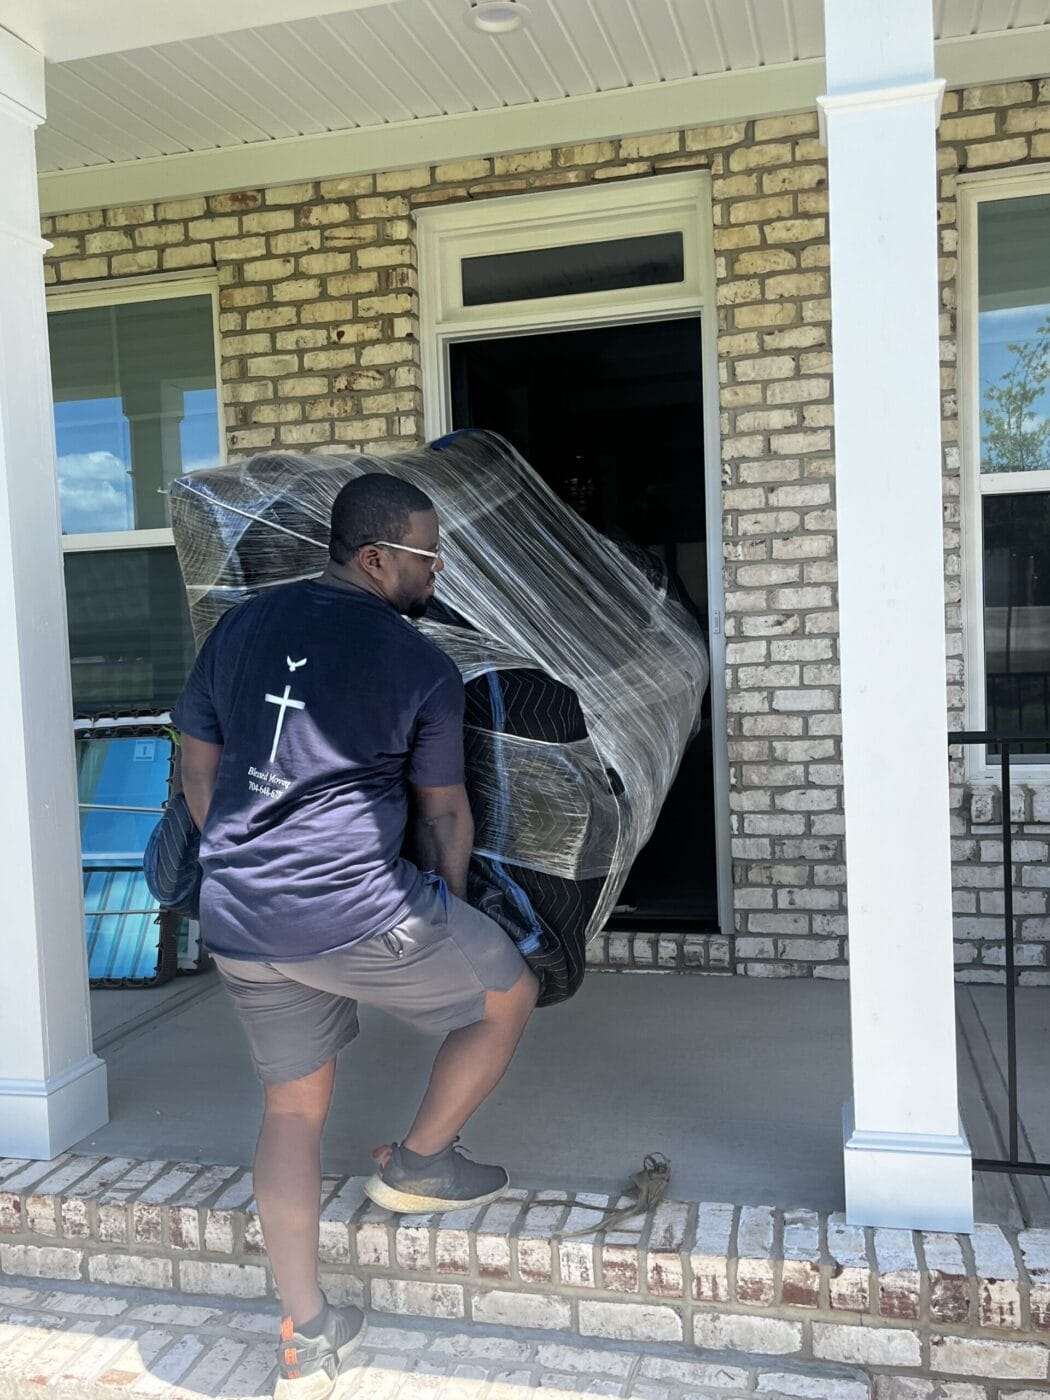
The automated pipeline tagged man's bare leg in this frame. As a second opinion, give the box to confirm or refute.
[254,1059,336,1328]
[402,967,538,1156]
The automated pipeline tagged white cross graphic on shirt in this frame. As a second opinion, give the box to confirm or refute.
[265,685,306,764]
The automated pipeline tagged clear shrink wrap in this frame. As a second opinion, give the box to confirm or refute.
[170,429,709,1004]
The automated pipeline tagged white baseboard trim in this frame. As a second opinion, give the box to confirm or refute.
[843,1098,974,1233]
[0,1055,109,1161]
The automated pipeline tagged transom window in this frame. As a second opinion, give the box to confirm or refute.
[418,173,705,332]
[460,232,686,307]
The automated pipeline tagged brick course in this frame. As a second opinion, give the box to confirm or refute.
[38,85,1050,978]
[0,1152,1048,1389]
[0,1278,923,1400]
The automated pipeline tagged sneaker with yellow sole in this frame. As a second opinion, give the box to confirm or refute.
[364,1139,509,1214]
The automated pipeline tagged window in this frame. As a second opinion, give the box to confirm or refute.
[47,282,221,715]
[418,172,706,333]
[963,180,1050,765]
[64,548,198,714]
[461,232,685,307]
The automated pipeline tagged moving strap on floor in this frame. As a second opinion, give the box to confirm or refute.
[554,1152,671,1238]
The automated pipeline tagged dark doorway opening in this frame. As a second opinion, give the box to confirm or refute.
[449,316,718,929]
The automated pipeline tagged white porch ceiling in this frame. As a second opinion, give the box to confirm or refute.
[0,0,398,64]
[31,0,1050,176]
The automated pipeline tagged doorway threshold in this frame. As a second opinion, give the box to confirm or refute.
[588,927,731,974]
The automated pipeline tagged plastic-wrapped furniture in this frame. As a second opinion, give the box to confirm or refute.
[170,431,709,1005]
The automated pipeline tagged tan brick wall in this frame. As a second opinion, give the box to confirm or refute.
[45,185,423,455]
[709,113,840,978]
[39,82,1050,979]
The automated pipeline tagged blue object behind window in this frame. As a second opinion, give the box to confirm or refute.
[78,735,172,981]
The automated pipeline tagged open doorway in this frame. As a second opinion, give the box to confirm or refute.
[448,316,717,929]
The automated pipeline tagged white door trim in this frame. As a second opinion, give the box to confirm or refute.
[416,174,732,936]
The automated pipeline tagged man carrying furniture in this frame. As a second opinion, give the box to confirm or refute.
[173,473,538,1398]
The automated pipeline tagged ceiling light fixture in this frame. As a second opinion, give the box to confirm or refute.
[469,1,528,35]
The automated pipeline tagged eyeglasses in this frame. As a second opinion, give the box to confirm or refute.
[356,539,443,562]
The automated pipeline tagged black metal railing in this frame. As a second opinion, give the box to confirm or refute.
[950,728,1050,1178]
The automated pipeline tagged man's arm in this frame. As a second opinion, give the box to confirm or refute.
[411,783,474,900]
[180,734,223,831]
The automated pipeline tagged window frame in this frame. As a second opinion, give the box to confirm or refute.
[416,174,706,337]
[959,165,1050,780]
[46,272,225,553]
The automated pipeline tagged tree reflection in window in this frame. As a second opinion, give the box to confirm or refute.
[982,312,1050,473]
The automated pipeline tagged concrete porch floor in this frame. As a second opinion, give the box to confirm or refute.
[83,969,1050,1228]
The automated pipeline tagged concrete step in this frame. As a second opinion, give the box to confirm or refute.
[0,1276,875,1399]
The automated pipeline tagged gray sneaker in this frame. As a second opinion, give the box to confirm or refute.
[273,1297,366,1400]
[364,1140,509,1213]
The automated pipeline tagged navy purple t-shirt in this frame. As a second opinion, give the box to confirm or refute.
[171,578,465,961]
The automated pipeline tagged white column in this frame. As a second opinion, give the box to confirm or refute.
[820,1,973,1232]
[0,28,108,1159]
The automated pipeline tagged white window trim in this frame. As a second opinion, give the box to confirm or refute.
[415,172,733,936]
[958,163,1050,783]
[46,271,224,553]
[419,176,706,334]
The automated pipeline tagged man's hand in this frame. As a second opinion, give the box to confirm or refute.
[180,733,223,832]
[411,783,474,899]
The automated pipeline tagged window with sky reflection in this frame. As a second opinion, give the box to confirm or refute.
[50,295,220,535]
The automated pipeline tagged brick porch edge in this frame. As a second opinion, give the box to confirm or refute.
[1,1155,1048,1386]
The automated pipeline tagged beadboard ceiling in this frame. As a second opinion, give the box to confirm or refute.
[30,0,1050,175]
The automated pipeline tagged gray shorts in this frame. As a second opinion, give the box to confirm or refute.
[211,881,528,1085]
